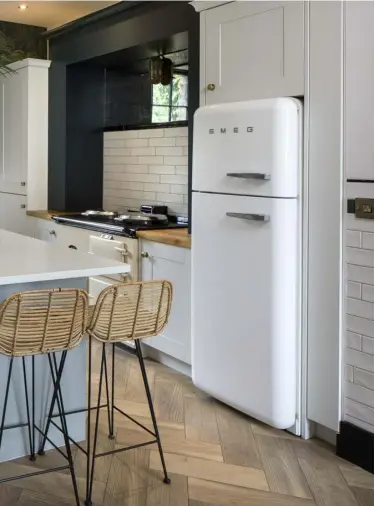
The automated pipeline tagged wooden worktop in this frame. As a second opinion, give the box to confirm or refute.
[136,228,191,249]
[26,210,77,221]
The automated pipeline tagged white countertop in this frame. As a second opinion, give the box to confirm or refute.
[0,230,130,286]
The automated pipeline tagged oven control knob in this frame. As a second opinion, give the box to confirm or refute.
[141,251,149,258]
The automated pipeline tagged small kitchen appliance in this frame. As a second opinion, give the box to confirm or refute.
[192,98,302,431]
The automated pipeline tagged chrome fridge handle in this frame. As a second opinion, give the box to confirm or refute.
[226,212,270,222]
[226,172,271,180]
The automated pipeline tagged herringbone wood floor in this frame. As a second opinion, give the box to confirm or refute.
[0,342,373,506]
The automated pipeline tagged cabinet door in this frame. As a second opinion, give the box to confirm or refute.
[205,1,304,104]
[141,241,191,364]
[0,192,29,235]
[344,1,374,180]
[0,69,28,194]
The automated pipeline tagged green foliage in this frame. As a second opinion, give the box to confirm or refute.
[0,30,32,77]
[152,74,188,123]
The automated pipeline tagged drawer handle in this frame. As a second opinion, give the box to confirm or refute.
[141,251,149,258]
[114,246,128,256]
[226,212,270,222]
[227,173,271,180]
[69,245,77,250]
[49,230,56,236]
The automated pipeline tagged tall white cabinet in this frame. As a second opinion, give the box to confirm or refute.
[0,58,51,212]
[199,1,304,105]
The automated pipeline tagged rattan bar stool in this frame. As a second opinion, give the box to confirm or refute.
[0,288,88,506]
[43,280,173,506]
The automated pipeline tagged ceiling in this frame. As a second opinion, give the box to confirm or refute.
[0,1,119,29]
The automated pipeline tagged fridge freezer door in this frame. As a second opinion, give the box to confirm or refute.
[192,97,301,198]
[191,192,299,429]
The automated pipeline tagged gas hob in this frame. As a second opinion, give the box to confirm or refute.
[52,213,188,238]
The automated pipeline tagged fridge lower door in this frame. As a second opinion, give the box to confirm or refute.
[192,192,299,429]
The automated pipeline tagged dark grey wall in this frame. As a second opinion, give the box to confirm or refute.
[47,1,199,213]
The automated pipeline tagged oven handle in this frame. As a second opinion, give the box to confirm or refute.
[226,172,271,180]
[226,212,270,222]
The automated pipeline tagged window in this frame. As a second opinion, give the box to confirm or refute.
[151,73,188,123]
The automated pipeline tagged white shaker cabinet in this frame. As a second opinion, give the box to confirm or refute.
[141,240,191,364]
[344,1,374,181]
[0,193,29,236]
[201,1,304,105]
[0,59,51,209]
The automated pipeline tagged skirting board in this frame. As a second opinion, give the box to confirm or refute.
[336,421,374,474]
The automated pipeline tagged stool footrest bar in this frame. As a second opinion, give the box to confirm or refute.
[95,439,158,458]
[50,420,87,455]
[113,406,157,438]
[0,465,70,484]
[34,425,68,460]
[50,404,108,419]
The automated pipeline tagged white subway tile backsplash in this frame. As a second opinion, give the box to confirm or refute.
[160,175,188,185]
[105,148,132,156]
[345,365,354,382]
[347,314,374,338]
[170,184,186,195]
[163,156,189,166]
[347,281,361,299]
[156,147,184,156]
[347,298,374,320]
[354,368,374,390]
[362,284,374,303]
[123,138,149,148]
[131,147,155,156]
[103,127,188,216]
[164,127,188,137]
[346,348,374,372]
[176,165,188,175]
[362,232,374,250]
[362,336,374,356]
[346,214,374,232]
[104,140,125,148]
[346,331,361,351]
[345,398,374,425]
[346,230,361,248]
[149,137,176,147]
[139,129,163,138]
[156,193,183,204]
[346,247,374,267]
[148,165,175,175]
[347,264,374,284]
[345,381,374,407]
[143,183,170,193]
[176,137,188,146]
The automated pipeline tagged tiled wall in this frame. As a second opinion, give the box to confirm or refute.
[103,127,188,216]
[343,184,374,433]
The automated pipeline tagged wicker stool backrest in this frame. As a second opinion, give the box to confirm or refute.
[87,281,173,343]
[0,288,88,357]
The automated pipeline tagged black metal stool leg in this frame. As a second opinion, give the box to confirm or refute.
[86,344,105,506]
[22,356,35,461]
[86,335,92,506]
[135,340,170,485]
[38,352,68,455]
[49,353,80,506]
[0,357,14,450]
[111,343,115,438]
[103,347,114,440]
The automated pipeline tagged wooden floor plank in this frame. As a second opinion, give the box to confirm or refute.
[146,471,188,506]
[188,478,315,506]
[350,486,374,506]
[251,420,299,440]
[0,484,22,506]
[117,427,223,462]
[17,489,72,506]
[298,457,359,506]
[184,396,220,445]
[216,402,262,468]
[255,435,312,499]
[150,451,269,491]
[124,360,156,404]
[103,448,150,506]
[339,462,374,490]
[153,375,184,424]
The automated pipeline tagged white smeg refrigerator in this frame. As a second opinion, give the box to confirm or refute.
[192,98,302,430]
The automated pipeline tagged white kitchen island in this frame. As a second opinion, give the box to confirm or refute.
[0,230,130,463]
